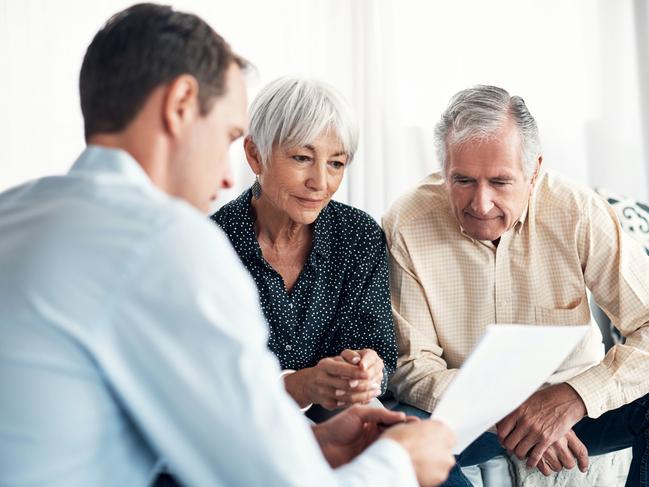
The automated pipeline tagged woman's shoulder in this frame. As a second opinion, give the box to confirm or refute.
[210,189,251,231]
[324,200,383,241]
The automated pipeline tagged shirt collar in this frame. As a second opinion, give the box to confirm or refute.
[230,187,333,262]
[311,203,332,260]
[513,171,544,234]
[514,202,529,233]
[69,145,154,189]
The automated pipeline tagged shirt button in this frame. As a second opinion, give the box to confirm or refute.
[285,344,292,351]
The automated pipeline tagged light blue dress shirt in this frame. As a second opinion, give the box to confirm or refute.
[0,146,417,487]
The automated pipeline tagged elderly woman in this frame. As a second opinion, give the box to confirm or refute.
[211,77,396,413]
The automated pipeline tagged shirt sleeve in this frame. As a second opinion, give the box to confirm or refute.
[328,225,398,395]
[93,214,418,487]
[334,438,418,485]
[567,194,649,418]
[383,222,457,412]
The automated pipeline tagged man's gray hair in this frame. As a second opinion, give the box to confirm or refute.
[248,76,359,165]
[434,85,541,178]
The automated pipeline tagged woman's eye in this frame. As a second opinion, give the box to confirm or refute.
[329,161,345,169]
[293,155,311,163]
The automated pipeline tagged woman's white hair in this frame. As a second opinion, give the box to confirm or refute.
[248,76,359,165]
[434,85,542,179]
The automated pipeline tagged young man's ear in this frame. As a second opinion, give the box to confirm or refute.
[162,74,200,137]
[244,136,264,175]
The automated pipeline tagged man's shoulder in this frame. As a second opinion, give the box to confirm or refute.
[0,168,226,277]
[534,171,601,221]
[0,169,245,340]
[383,172,450,236]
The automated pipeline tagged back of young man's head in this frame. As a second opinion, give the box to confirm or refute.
[79,3,244,140]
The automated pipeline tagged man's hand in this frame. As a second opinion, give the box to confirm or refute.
[497,383,587,469]
[536,430,589,476]
[382,419,456,487]
[312,405,410,467]
[284,357,372,410]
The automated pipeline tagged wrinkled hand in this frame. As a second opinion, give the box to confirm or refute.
[284,356,372,410]
[536,430,589,476]
[497,383,587,469]
[313,405,411,467]
[382,419,456,487]
[336,349,384,407]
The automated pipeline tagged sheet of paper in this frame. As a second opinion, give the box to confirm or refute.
[431,324,588,454]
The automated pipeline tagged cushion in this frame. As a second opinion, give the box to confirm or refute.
[595,188,649,255]
[509,447,631,486]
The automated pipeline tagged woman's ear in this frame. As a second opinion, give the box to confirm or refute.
[244,136,264,175]
[162,74,200,137]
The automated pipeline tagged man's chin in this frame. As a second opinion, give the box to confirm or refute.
[463,225,505,242]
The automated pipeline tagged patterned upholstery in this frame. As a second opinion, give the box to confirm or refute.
[593,188,649,350]
[595,188,649,255]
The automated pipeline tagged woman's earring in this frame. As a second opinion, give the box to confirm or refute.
[252,175,262,200]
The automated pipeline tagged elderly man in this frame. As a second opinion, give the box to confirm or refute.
[0,4,456,487]
[383,85,649,486]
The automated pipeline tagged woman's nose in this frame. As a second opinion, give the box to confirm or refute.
[307,162,327,191]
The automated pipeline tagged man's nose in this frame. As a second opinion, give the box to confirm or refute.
[220,156,234,189]
[470,185,494,215]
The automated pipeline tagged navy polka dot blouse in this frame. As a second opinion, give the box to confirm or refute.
[211,188,397,394]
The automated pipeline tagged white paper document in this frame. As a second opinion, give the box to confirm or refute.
[431,324,588,454]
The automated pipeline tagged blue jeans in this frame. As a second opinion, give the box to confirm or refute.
[393,393,649,487]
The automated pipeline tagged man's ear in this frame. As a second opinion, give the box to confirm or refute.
[530,155,543,186]
[244,136,264,175]
[162,74,200,137]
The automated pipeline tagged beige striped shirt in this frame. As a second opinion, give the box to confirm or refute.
[383,170,649,418]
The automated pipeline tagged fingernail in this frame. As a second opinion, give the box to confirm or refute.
[371,382,380,389]
[335,389,345,397]
[373,388,381,397]
[349,380,359,388]
[337,401,345,407]
[352,356,360,364]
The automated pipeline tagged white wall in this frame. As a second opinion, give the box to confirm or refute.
[391,0,647,205]
[1,0,646,218]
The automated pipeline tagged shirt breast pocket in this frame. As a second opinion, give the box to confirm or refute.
[534,297,591,326]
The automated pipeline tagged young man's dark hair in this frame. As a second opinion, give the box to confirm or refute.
[79,2,246,139]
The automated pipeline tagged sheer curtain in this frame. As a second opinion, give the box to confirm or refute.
[1,0,647,220]
[381,0,649,215]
